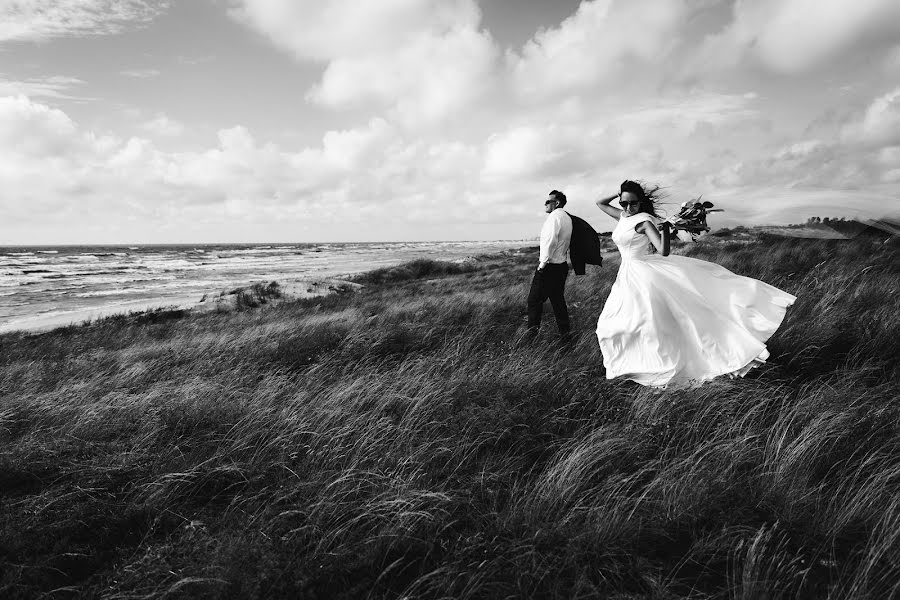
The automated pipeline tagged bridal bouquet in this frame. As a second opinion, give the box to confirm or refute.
[666,197,721,240]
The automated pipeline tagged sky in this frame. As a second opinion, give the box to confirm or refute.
[1,0,899,244]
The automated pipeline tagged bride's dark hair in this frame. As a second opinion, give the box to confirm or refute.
[620,180,664,218]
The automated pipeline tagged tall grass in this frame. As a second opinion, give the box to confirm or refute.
[0,233,898,598]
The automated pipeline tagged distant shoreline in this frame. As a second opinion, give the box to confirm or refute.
[0,246,537,335]
[0,275,365,335]
[0,241,535,335]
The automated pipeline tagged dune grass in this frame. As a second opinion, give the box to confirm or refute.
[1,235,898,599]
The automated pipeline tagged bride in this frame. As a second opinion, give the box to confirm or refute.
[594,180,796,388]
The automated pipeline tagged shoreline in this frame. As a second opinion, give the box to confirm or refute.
[0,242,537,336]
[0,249,529,335]
[0,275,364,335]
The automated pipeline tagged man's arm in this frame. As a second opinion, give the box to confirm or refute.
[538,216,551,270]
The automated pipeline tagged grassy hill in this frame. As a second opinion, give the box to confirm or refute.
[1,231,899,599]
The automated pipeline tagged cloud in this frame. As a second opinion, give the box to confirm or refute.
[227,0,480,61]
[694,0,900,74]
[876,146,900,182]
[0,75,87,100]
[321,118,396,169]
[4,0,900,244]
[507,0,690,100]
[702,85,900,197]
[120,68,162,78]
[0,0,169,43]
[480,91,762,190]
[0,97,400,222]
[307,26,499,126]
[0,96,122,222]
[0,86,770,241]
[483,123,607,181]
[0,94,80,157]
[140,113,184,137]
[227,0,499,127]
[0,95,531,241]
[844,86,900,147]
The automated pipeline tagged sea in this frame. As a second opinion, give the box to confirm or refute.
[0,241,532,333]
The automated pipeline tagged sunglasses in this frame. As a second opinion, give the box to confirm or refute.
[620,200,640,208]
[544,200,557,205]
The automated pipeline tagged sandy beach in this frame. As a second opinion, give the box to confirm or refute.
[0,241,529,334]
[0,276,363,333]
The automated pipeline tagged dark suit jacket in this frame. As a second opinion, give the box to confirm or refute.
[566,212,602,275]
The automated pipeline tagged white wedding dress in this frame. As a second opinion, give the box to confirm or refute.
[596,213,796,388]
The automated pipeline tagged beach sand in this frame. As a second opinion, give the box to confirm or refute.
[0,277,362,334]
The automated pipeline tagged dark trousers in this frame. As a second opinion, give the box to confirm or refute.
[527,262,570,334]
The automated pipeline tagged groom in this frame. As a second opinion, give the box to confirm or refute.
[527,190,573,339]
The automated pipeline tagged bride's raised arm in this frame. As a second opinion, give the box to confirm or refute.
[595,192,622,219]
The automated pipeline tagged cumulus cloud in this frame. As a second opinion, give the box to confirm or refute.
[507,0,690,99]
[694,0,900,74]
[227,0,480,61]
[0,95,80,157]
[702,84,900,199]
[845,86,900,147]
[0,94,562,241]
[227,0,499,127]
[483,122,608,181]
[0,96,123,223]
[321,118,396,169]
[0,97,464,231]
[0,0,169,43]
[308,27,498,126]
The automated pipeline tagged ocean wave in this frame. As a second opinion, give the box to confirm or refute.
[2,241,529,327]
[216,247,298,257]
[65,255,101,263]
[73,280,204,297]
[51,285,88,294]
[60,268,151,276]
[74,289,142,298]
[0,258,50,268]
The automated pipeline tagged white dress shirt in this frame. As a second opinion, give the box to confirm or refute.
[539,208,572,269]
